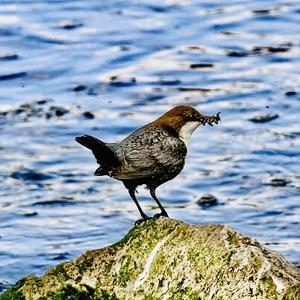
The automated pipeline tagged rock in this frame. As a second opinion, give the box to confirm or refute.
[82,111,95,119]
[23,212,38,217]
[226,50,249,57]
[196,193,218,206]
[56,20,83,30]
[252,46,290,54]
[177,87,216,92]
[1,218,299,299]
[249,113,279,123]
[267,178,289,187]
[110,75,118,81]
[0,99,71,122]
[109,77,137,87]
[36,99,50,105]
[73,85,87,92]
[285,91,297,97]
[190,63,214,69]
[252,9,274,15]
[49,106,69,117]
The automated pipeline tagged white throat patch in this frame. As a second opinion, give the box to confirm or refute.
[179,121,200,145]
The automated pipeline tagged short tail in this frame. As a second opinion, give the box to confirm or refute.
[75,135,120,175]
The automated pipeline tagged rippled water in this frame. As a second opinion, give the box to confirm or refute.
[0,0,300,288]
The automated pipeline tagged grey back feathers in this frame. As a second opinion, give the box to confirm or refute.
[112,124,187,182]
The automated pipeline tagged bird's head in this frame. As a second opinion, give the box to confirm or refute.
[154,105,221,145]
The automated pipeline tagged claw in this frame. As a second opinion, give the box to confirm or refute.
[134,216,152,226]
[153,211,169,219]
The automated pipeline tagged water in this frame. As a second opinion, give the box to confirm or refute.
[0,0,300,288]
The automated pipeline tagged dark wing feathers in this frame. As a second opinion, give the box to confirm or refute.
[113,125,187,180]
[76,125,187,181]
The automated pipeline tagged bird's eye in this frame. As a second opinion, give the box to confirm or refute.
[189,114,196,120]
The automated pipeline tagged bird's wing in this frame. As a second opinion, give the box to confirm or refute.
[113,126,187,180]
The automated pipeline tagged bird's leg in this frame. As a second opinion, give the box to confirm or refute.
[128,189,151,224]
[149,188,169,218]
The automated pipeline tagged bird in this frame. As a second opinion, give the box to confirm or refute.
[75,105,220,223]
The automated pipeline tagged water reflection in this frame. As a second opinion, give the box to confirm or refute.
[0,0,299,287]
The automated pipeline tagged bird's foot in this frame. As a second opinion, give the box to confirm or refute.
[153,211,169,219]
[134,216,152,226]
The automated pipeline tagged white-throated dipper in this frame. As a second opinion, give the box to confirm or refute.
[76,106,220,223]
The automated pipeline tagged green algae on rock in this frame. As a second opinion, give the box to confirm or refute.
[1,218,300,300]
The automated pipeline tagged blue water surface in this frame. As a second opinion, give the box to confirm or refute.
[0,0,300,287]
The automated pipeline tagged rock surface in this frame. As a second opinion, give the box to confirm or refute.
[1,218,300,300]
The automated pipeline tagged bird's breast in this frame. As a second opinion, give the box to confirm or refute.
[178,121,201,146]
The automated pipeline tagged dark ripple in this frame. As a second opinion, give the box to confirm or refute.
[11,169,52,182]
[253,150,300,157]
[109,52,147,65]
[139,94,166,102]
[56,20,83,30]
[51,252,70,260]
[253,15,281,21]
[0,72,27,81]
[267,56,291,63]
[156,79,181,86]
[0,54,19,61]
[252,9,277,15]
[25,35,68,45]
[0,0,300,285]
[147,5,170,13]
[252,46,290,54]
[109,79,137,87]
[255,210,283,217]
[31,199,76,207]
[23,212,38,217]
[0,28,16,37]
[226,50,249,57]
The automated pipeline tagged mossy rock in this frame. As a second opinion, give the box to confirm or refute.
[1,218,300,299]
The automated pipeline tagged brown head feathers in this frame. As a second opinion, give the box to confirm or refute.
[153,105,221,133]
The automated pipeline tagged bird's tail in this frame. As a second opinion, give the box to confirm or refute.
[75,135,120,176]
